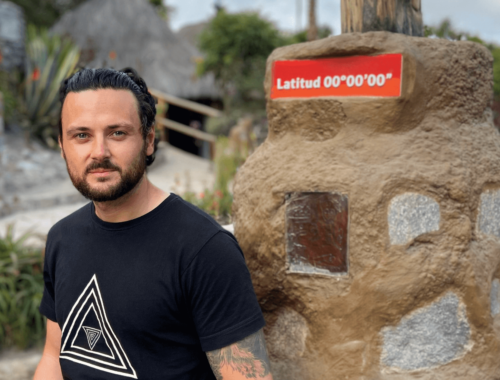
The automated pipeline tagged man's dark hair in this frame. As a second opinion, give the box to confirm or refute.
[58,67,158,166]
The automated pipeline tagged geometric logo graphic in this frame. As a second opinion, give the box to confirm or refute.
[83,327,102,350]
[60,274,138,378]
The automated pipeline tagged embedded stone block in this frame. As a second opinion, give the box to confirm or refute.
[265,308,308,360]
[478,189,500,239]
[388,193,440,245]
[381,293,470,371]
[491,279,500,317]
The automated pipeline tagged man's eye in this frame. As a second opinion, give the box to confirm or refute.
[76,133,88,139]
[113,131,125,137]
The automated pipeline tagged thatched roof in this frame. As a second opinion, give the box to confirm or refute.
[51,0,220,99]
[177,21,208,49]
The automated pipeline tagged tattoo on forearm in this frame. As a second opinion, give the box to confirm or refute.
[206,329,271,380]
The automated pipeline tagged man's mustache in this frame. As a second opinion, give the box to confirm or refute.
[86,160,122,174]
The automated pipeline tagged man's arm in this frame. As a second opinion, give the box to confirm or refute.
[33,319,63,380]
[206,328,273,380]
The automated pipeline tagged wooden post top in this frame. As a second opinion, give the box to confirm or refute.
[341,0,423,36]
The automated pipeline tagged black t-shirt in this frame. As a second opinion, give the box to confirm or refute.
[39,193,265,380]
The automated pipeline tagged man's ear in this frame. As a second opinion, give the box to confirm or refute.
[146,126,155,156]
[59,137,65,160]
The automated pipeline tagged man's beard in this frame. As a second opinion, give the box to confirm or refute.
[64,143,147,202]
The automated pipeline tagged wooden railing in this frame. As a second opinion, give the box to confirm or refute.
[149,88,220,160]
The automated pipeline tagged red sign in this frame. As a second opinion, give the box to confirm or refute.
[271,54,402,99]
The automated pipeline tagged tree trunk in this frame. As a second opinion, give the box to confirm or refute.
[341,0,423,36]
[296,0,302,31]
[307,0,317,41]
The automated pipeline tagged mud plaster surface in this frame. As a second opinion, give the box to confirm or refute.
[233,32,500,379]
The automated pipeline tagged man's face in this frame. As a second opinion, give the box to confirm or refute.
[60,88,155,202]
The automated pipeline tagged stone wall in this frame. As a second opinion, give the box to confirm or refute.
[233,32,500,379]
[0,1,25,72]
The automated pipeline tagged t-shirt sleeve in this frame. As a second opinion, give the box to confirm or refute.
[39,237,58,322]
[182,231,265,352]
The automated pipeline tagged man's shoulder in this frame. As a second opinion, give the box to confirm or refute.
[47,202,92,241]
[164,194,237,260]
[167,194,225,236]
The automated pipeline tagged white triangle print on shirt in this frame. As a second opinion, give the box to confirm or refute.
[60,274,138,378]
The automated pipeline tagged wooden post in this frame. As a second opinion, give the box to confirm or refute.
[155,98,167,142]
[307,0,317,41]
[341,0,423,36]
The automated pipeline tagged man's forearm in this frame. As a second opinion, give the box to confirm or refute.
[33,353,63,380]
[206,329,273,380]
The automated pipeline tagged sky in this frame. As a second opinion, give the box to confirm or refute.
[167,0,500,44]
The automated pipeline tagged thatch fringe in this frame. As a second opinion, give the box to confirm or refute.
[51,0,220,99]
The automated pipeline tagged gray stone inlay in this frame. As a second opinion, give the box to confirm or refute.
[478,190,500,238]
[491,279,500,316]
[388,193,440,245]
[266,308,308,360]
[381,292,470,371]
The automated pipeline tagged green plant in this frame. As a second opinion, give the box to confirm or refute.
[9,0,87,29]
[0,70,20,125]
[197,10,284,111]
[182,136,246,222]
[285,26,333,45]
[492,47,500,100]
[0,225,45,349]
[21,25,80,146]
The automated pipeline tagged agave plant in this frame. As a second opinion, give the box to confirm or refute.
[0,224,45,349]
[22,25,80,146]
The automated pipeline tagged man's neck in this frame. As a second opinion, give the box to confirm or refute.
[93,176,169,223]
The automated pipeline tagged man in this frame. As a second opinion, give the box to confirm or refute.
[34,67,273,380]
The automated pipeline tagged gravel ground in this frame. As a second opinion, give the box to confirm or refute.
[0,348,42,380]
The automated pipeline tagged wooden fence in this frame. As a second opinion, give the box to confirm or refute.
[149,88,220,160]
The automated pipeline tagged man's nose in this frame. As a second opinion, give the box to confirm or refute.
[90,136,110,160]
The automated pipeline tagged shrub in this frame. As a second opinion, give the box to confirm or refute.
[182,136,246,223]
[20,25,80,147]
[0,225,45,349]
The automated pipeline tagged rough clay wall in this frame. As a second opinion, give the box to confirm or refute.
[232,32,500,380]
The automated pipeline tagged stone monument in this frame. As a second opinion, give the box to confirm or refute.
[233,32,500,379]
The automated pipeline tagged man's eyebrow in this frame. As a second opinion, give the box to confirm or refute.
[66,126,90,137]
[106,123,135,130]
[66,123,136,137]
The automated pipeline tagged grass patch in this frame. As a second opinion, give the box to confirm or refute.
[0,225,45,349]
